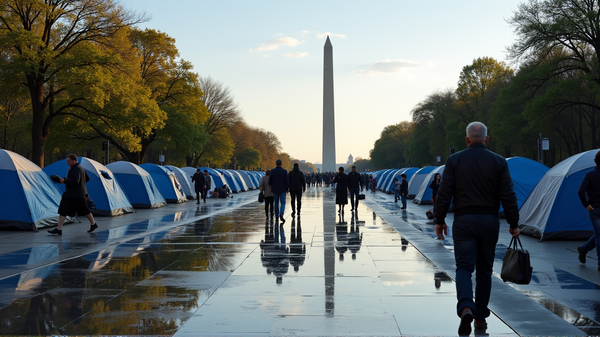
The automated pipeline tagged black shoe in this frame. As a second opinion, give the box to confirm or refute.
[196,201,200,204]
[458,308,473,336]
[280,215,286,223]
[48,228,62,235]
[400,207,406,210]
[578,246,586,264]
[87,223,98,233]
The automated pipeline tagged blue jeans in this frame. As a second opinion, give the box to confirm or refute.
[273,192,286,217]
[394,190,399,202]
[401,194,407,208]
[581,209,600,266]
[349,187,359,209]
[452,214,499,320]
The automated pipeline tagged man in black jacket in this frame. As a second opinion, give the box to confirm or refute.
[288,163,305,217]
[48,154,98,235]
[399,174,409,209]
[434,122,520,336]
[347,166,363,212]
[191,169,205,204]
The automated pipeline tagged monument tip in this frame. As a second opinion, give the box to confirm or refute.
[325,36,332,47]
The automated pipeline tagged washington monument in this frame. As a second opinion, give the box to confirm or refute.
[322,36,336,173]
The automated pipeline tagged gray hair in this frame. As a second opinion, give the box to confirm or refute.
[466,122,487,141]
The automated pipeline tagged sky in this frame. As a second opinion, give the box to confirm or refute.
[120,0,524,165]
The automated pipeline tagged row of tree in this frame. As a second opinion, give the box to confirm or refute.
[369,0,600,170]
[0,0,300,171]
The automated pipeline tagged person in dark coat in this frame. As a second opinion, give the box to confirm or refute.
[400,173,409,210]
[269,159,289,223]
[347,166,363,212]
[288,163,306,217]
[48,154,97,235]
[429,172,441,211]
[191,169,206,204]
[576,150,600,269]
[333,167,349,214]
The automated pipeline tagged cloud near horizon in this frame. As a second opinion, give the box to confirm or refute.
[249,37,302,53]
[316,32,347,39]
[284,52,309,58]
[357,58,422,74]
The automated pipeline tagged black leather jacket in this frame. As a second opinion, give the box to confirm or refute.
[434,142,519,228]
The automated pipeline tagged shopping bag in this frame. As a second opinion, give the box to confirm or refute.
[500,236,532,284]
[258,191,264,203]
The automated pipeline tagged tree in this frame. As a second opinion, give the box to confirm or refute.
[0,0,144,166]
[369,121,414,170]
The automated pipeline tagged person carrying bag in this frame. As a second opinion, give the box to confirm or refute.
[501,236,533,285]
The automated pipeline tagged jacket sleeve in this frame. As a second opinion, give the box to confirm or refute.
[258,178,264,192]
[499,163,519,228]
[578,174,590,208]
[434,163,455,225]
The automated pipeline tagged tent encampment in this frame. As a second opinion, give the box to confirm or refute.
[0,149,65,231]
[139,164,187,203]
[166,165,196,200]
[106,162,167,209]
[519,149,598,240]
[407,166,436,199]
[414,166,445,205]
[217,169,243,192]
[381,168,419,194]
[238,171,257,190]
[43,157,134,217]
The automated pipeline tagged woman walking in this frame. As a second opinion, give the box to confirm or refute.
[333,167,349,214]
[259,170,274,219]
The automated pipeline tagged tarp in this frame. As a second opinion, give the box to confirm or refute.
[0,149,66,231]
[166,165,196,200]
[414,165,445,205]
[106,161,167,209]
[500,157,549,214]
[408,166,436,199]
[139,164,187,203]
[519,149,598,240]
[44,157,134,217]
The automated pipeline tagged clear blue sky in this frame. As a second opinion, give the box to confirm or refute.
[120,0,524,165]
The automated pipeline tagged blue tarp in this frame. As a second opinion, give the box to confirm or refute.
[519,150,598,240]
[106,162,167,209]
[43,157,134,217]
[0,149,64,231]
[407,166,436,199]
[139,164,187,203]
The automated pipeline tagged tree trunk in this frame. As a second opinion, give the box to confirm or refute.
[29,80,47,167]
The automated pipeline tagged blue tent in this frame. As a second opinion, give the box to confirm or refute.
[216,169,243,192]
[181,167,227,192]
[382,168,419,193]
[228,170,248,191]
[44,157,134,217]
[519,150,598,240]
[240,170,259,189]
[500,157,549,214]
[414,166,445,205]
[408,166,436,199]
[166,165,196,200]
[0,149,65,231]
[378,169,399,192]
[106,162,167,209]
[246,171,263,187]
[139,164,187,203]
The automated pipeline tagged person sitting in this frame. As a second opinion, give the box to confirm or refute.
[218,185,231,198]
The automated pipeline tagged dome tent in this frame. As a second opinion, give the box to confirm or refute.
[106,161,167,209]
[181,167,227,190]
[414,165,445,205]
[407,166,436,199]
[499,157,549,215]
[165,165,196,200]
[139,164,187,203]
[43,157,134,217]
[519,149,598,240]
[0,149,66,231]
[382,167,419,194]
[378,169,399,193]
[216,169,243,192]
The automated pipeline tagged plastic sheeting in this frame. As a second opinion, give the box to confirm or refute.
[106,162,167,209]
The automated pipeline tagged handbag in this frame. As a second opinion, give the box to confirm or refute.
[357,194,365,200]
[500,236,533,285]
[258,191,264,203]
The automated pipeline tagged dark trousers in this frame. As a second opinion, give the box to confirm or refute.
[264,196,274,217]
[290,190,302,213]
[452,214,499,320]
[195,190,201,202]
[203,186,210,201]
[401,194,407,208]
[349,187,359,209]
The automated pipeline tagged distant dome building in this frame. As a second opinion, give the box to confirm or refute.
[347,154,353,166]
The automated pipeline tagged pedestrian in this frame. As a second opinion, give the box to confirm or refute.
[269,159,289,224]
[203,170,212,202]
[393,178,400,202]
[191,168,205,204]
[430,172,441,210]
[333,167,349,214]
[288,163,306,217]
[399,174,408,210]
[576,150,600,270]
[48,154,98,235]
[434,121,520,336]
[347,165,363,212]
[259,169,274,219]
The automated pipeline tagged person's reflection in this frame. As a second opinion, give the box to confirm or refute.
[59,256,93,327]
[260,219,289,283]
[289,218,306,272]
[434,271,452,290]
[260,219,275,275]
[335,214,348,261]
[401,238,409,252]
[348,213,363,260]
[21,293,53,335]
[194,217,212,242]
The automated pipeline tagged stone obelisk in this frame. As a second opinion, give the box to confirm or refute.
[322,36,336,173]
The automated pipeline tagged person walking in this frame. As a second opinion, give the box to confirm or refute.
[269,159,289,224]
[393,178,400,203]
[399,174,409,210]
[48,154,98,235]
[347,166,363,212]
[259,169,274,219]
[434,122,520,336]
[333,167,349,214]
[429,172,441,211]
[191,169,205,204]
[576,151,600,270]
[203,170,212,202]
[288,163,306,217]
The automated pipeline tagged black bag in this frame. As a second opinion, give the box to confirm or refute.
[501,236,532,285]
[258,191,264,203]
[86,196,97,213]
[426,209,435,219]
[357,194,365,200]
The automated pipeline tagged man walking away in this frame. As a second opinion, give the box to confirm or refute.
[576,151,600,270]
[434,122,520,336]
[399,174,408,209]
[347,166,363,212]
[48,154,98,235]
[269,159,289,224]
[203,170,212,202]
[288,163,306,217]
[191,169,205,204]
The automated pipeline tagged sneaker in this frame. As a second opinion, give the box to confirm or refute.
[87,223,98,233]
[578,246,586,264]
[48,228,62,235]
[458,307,473,336]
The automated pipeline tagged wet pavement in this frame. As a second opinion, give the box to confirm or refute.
[0,187,597,336]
